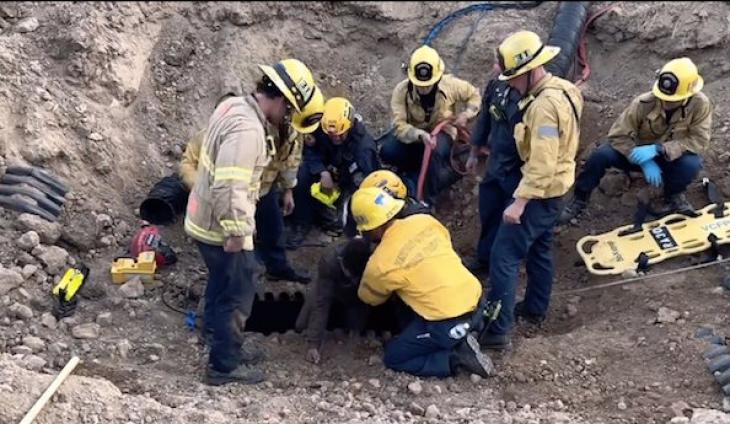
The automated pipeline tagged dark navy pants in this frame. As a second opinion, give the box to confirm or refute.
[198,243,260,373]
[475,179,515,270]
[383,312,471,378]
[255,190,290,274]
[379,131,454,203]
[486,198,562,335]
[574,143,703,198]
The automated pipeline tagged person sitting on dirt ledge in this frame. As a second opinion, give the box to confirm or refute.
[185,58,320,386]
[179,68,324,285]
[287,97,380,249]
[479,30,583,352]
[350,186,495,378]
[559,57,713,225]
[380,45,481,206]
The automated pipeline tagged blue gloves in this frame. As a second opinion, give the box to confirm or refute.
[640,160,663,187]
[629,144,661,165]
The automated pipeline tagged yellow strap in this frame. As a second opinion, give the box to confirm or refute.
[199,150,214,172]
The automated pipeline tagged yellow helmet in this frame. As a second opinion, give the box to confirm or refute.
[360,170,407,200]
[321,97,354,135]
[652,57,704,102]
[408,45,445,87]
[291,86,325,134]
[351,187,405,231]
[497,31,560,81]
[258,58,317,112]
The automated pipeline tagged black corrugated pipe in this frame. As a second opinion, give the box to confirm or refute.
[139,175,189,225]
[545,2,590,79]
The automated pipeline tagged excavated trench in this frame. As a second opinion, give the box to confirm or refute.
[245,291,407,335]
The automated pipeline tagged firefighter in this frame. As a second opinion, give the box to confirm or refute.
[287,97,379,249]
[380,45,481,204]
[351,187,495,378]
[479,31,583,350]
[464,60,525,279]
[559,57,713,224]
[180,74,324,285]
[185,58,319,385]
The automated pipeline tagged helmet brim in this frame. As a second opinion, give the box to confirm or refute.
[258,64,302,112]
[498,45,561,81]
[652,75,704,101]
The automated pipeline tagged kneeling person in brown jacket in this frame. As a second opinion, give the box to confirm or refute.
[296,237,372,364]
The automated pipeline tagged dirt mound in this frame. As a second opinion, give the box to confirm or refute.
[1,1,730,422]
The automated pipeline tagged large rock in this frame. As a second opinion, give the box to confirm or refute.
[691,409,730,424]
[37,246,69,275]
[22,336,45,352]
[17,214,61,244]
[72,323,101,339]
[9,302,33,320]
[119,278,144,299]
[17,231,40,251]
[23,355,47,371]
[16,17,39,33]
[0,267,23,295]
[656,307,681,324]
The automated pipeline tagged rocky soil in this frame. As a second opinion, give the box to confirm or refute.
[1,1,730,423]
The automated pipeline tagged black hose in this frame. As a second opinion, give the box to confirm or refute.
[1,174,67,205]
[5,166,69,196]
[0,195,58,222]
[139,175,189,225]
[0,184,62,216]
[545,2,590,79]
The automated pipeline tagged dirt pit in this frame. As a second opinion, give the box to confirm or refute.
[1,1,730,423]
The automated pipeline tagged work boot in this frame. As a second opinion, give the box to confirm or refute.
[514,301,546,326]
[286,224,310,250]
[205,364,265,386]
[478,331,512,351]
[558,195,588,225]
[451,333,495,378]
[665,193,695,215]
[267,267,311,284]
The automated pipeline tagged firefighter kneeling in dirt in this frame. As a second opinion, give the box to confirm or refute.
[559,57,713,224]
[185,59,319,386]
[479,31,583,350]
[380,45,481,205]
[287,97,380,249]
[350,186,495,378]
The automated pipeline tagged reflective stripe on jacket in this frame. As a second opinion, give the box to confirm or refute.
[184,95,272,248]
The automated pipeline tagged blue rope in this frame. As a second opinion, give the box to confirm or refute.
[423,2,543,46]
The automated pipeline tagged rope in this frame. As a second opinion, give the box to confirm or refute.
[554,256,730,296]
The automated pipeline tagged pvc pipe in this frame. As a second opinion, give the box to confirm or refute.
[19,356,80,424]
